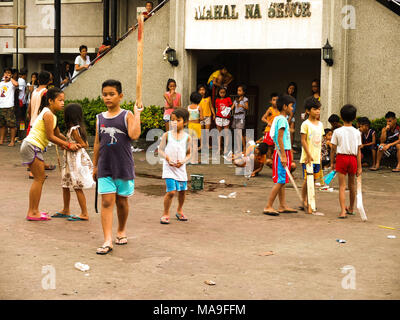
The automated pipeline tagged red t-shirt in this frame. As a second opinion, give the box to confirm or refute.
[215,97,233,119]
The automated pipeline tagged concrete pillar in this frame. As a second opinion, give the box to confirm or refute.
[12,0,25,70]
[320,0,349,125]
[169,0,197,107]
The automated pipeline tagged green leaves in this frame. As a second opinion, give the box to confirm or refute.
[58,97,165,138]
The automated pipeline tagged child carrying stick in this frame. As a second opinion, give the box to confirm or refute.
[330,104,362,219]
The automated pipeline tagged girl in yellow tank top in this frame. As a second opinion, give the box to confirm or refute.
[20,87,81,221]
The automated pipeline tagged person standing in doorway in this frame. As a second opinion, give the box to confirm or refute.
[207,65,234,107]
[232,84,249,154]
[163,79,181,132]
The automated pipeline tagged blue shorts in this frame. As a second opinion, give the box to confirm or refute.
[98,177,134,197]
[165,178,187,193]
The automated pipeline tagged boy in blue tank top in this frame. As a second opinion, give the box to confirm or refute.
[93,79,143,255]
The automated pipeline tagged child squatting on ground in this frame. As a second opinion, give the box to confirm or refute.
[263,95,297,216]
[300,97,324,213]
[53,103,95,221]
[93,79,143,255]
[330,104,362,219]
[20,87,81,221]
[158,108,192,224]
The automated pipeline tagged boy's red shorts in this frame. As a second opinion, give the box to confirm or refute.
[263,131,274,146]
[335,154,357,175]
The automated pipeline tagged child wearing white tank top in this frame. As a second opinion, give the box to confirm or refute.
[158,109,192,224]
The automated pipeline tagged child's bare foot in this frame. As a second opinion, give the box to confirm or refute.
[8,142,15,147]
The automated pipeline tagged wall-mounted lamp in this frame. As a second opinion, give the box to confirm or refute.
[165,46,179,67]
[322,39,333,66]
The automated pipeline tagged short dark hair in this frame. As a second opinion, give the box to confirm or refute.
[190,92,202,104]
[276,94,292,111]
[3,67,12,73]
[237,84,247,94]
[304,96,321,110]
[385,111,396,119]
[102,79,122,94]
[359,117,371,126]
[172,108,189,123]
[146,1,154,6]
[38,71,51,85]
[324,128,333,135]
[257,142,268,155]
[270,92,279,99]
[328,114,340,123]
[79,45,88,52]
[340,104,357,122]
[19,68,27,76]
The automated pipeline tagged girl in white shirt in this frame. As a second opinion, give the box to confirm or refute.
[72,45,90,83]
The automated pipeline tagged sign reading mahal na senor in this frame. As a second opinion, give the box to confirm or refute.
[194,1,312,20]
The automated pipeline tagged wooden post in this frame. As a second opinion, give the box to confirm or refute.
[136,14,144,107]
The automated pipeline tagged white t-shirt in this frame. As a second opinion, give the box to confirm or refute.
[72,55,91,82]
[0,80,17,109]
[331,126,362,156]
[162,131,189,181]
[18,78,27,104]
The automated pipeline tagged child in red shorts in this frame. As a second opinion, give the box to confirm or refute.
[330,104,362,219]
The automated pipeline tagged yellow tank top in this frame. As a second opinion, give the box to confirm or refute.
[25,107,57,150]
[264,107,280,132]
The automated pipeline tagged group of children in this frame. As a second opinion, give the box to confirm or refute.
[163,78,250,156]
[322,111,400,172]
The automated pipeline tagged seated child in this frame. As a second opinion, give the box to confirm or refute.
[328,114,342,131]
[359,117,377,168]
[321,128,333,169]
[370,111,400,172]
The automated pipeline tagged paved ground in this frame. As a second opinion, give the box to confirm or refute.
[0,143,399,300]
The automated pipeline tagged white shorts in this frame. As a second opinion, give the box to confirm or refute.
[215,117,230,127]
[200,116,211,126]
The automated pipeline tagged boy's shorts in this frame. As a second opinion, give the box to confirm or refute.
[165,178,187,193]
[272,150,292,184]
[0,107,17,128]
[215,117,230,127]
[264,131,274,146]
[98,177,134,197]
[302,163,322,181]
[335,154,357,175]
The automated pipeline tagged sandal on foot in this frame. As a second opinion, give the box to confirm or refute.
[176,213,188,221]
[392,168,400,172]
[345,208,355,215]
[51,212,70,218]
[67,215,88,221]
[263,210,280,216]
[115,236,128,245]
[338,215,348,219]
[369,167,379,171]
[160,216,170,224]
[26,213,51,221]
[279,209,298,213]
[96,246,113,255]
[45,164,56,171]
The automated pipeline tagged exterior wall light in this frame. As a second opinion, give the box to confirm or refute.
[322,39,333,66]
[166,47,179,66]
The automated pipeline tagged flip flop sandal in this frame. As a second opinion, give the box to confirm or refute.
[369,167,379,171]
[176,213,188,221]
[26,213,51,221]
[160,217,170,224]
[67,215,88,221]
[263,211,280,216]
[29,175,48,179]
[96,246,113,255]
[338,215,348,219]
[279,209,298,213]
[115,236,128,245]
[392,169,400,172]
[345,208,355,215]
[45,165,56,171]
[51,212,70,218]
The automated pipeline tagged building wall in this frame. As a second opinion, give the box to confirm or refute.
[64,0,173,106]
[346,0,400,118]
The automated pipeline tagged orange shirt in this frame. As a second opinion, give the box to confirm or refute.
[264,106,280,132]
